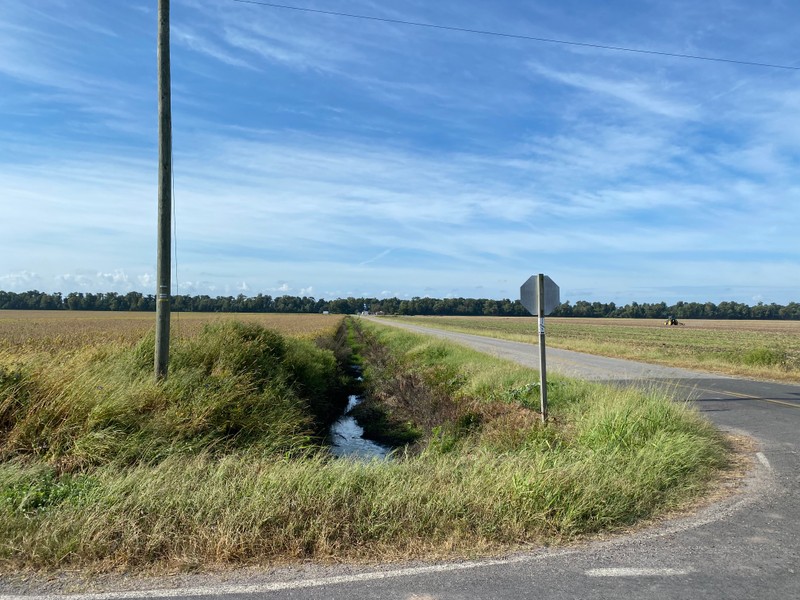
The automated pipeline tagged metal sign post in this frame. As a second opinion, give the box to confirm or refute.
[520,274,560,423]
[536,274,548,422]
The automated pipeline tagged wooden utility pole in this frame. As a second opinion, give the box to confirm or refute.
[155,0,172,380]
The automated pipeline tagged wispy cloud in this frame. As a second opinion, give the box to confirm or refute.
[173,25,258,70]
[529,63,698,119]
[1,0,798,303]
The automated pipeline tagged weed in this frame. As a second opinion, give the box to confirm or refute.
[0,464,97,516]
[740,347,787,368]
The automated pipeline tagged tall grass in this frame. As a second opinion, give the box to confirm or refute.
[0,320,346,470]
[0,318,729,571]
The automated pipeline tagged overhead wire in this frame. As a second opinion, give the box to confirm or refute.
[171,145,180,335]
[230,0,800,72]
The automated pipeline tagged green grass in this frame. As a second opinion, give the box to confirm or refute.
[0,318,730,572]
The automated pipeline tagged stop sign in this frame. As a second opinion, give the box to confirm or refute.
[520,275,560,316]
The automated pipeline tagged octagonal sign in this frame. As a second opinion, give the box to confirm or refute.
[520,275,560,316]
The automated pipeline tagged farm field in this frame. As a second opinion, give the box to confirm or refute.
[389,316,800,383]
[0,310,343,352]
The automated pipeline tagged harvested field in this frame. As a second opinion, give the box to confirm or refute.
[0,311,343,352]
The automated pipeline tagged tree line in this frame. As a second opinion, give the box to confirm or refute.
[1,290,799,320]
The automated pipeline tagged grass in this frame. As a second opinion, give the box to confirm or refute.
[388,315,800,382]
[0,316,730,572]
[0,320,348,470]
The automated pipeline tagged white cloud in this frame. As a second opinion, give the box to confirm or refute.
[0,271,42,291]
[172,25,257,70]
[97,270,131,286]
[137,273,153,288]
[528,63,697,120]
[55,273,95,290]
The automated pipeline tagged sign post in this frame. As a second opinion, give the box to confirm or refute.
[520,274,560,423]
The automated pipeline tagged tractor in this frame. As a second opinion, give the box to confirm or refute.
[664,315,680,326]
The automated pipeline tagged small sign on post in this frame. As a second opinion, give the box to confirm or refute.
[520,274,560,423]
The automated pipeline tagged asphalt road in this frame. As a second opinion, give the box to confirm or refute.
[3,319,798,599]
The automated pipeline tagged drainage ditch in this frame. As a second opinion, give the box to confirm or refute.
[327,391,392,459]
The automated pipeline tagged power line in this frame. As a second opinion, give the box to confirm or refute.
[230,0,800,72]
[171,144,180,337]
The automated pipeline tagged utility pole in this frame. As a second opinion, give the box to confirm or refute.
[155,0,172,380]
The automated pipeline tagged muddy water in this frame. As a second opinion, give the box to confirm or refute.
[328,395,391,459]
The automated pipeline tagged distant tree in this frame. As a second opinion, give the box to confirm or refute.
[3,290,800,320]
[780,302,800,320]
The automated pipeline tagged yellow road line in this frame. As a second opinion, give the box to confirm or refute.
[706,388,752,399]
[761,398,800,409]
[690,385,800,409]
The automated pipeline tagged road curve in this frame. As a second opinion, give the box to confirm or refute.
[2,318,798,599]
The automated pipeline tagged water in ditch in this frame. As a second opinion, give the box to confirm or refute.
[328,394,392,460]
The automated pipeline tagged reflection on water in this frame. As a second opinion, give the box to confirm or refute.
[328,395,391,459]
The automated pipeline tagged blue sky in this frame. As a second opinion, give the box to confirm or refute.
[2,0,799,304]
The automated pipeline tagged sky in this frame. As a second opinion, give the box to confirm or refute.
[2,0,799,305]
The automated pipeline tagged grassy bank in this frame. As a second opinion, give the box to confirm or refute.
[0,320,348,468]
[0,318,729,572]
[388,315,800,382]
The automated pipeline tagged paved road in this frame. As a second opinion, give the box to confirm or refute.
[3,320,798,599]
